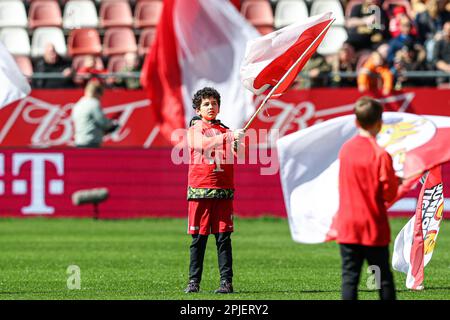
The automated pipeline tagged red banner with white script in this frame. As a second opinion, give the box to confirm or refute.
[0,88,449,147]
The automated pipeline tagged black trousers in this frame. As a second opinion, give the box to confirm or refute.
[339,244,396,300]
[189,232,233,283]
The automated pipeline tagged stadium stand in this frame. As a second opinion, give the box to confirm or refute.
[134,0,163,29]
[63,0,99,29]
[31,27,67,57]
[0,0,28,28]
[102,27,137,56]
[0,0,446,88]
[241,0,275,34]
[68,28,102,56]
[138,27,156,56]
[0,27,30,56]
[99,0,134,28]
[107,54,127,73]
[28,0,63,29]
[274,0,309,29]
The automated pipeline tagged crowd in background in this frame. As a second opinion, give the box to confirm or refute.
[293,0,450,93]
[28,0,450,91]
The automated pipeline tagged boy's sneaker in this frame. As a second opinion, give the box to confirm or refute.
[184,280,200,293]
[214,280,233,294]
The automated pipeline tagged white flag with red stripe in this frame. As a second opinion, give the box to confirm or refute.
[240,12,333,97]
[0,41,31,109]
[140,0,259,142]
[277,112,450,244]
[392,166,445,290]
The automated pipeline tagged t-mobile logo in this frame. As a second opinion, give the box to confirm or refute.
[10,153,64,214]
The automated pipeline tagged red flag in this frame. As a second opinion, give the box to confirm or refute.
[140,0,184,143]
[140,0,259,143]
[240,12,334,97]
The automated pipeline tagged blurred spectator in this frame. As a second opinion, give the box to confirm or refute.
[415,0,450,62]
[71,79,119,148]
[391,40,429,88]
[114,52,142,89]
[387,17,419,66]
[411,0,428,17]
[331,42,357,87]
[74,55,109,87]
[33,43,74,88]
[293,52,331,89]
[433,21,450,84]
[389,6,418,38]
[357,51,394,96]
[346,0,390,51]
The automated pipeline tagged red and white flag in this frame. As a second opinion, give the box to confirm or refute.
[277,112,450,244]
[140,0,259,142]
[0,41,31,109]
[392,166,445,290]
[240,12,333,97]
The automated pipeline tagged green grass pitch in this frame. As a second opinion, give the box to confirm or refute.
[0,217,449,300]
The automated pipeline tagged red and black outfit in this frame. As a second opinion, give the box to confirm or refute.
[336,134,399,300]
[186,119,238,284]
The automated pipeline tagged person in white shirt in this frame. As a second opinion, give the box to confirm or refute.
[71,79,118,147]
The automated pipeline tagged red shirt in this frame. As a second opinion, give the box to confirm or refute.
[336,135,398,246]
[187,120,235,189]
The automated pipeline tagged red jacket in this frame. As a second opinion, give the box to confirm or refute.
[187,120,235,189]
[336,135,399,246]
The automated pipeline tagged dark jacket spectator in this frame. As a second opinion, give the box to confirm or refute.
[387,17,419,66]
[433,21,450,72]
[346,0,390,51]
[391,40,429,88]
[33,43,74,88]
[331,42,357,87]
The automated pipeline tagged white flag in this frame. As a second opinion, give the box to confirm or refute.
[0,41,31,109]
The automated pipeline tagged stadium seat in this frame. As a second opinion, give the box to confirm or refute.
[138,27,156,56]
[241,0,274,28]
[0,27,31,56]
[71,54,104,71]
[28,0,62,29]
[100,0,133,28]
[134,0,163,29]
[310,0,345,26]
[63,0,99,29]
[68,28,102,56]
[102,27,137,56]
[107,54,126,73]
[345,0,363,17]
[317,26,348,55]
[13,55,33,78]
[31,27,67,57]
[0,1,28,28]
[274,0,308,29]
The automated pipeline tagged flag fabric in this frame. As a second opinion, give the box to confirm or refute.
[240,12,333,97]
[0,41,31,109]
[392,166,444,290]
[276,112,450,244]
[140,0,259,142]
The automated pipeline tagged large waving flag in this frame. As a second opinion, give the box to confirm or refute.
[140,0,259,142]
[277,112,450,244]
[392,166,444,290]
[0,41,31,109]
[240,12,333,97]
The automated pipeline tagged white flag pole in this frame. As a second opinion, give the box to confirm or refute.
[243,18,335,131]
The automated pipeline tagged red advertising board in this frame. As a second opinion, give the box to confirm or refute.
[0,88,449,147]
[0,149,448,219]
[0,88,448,219]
